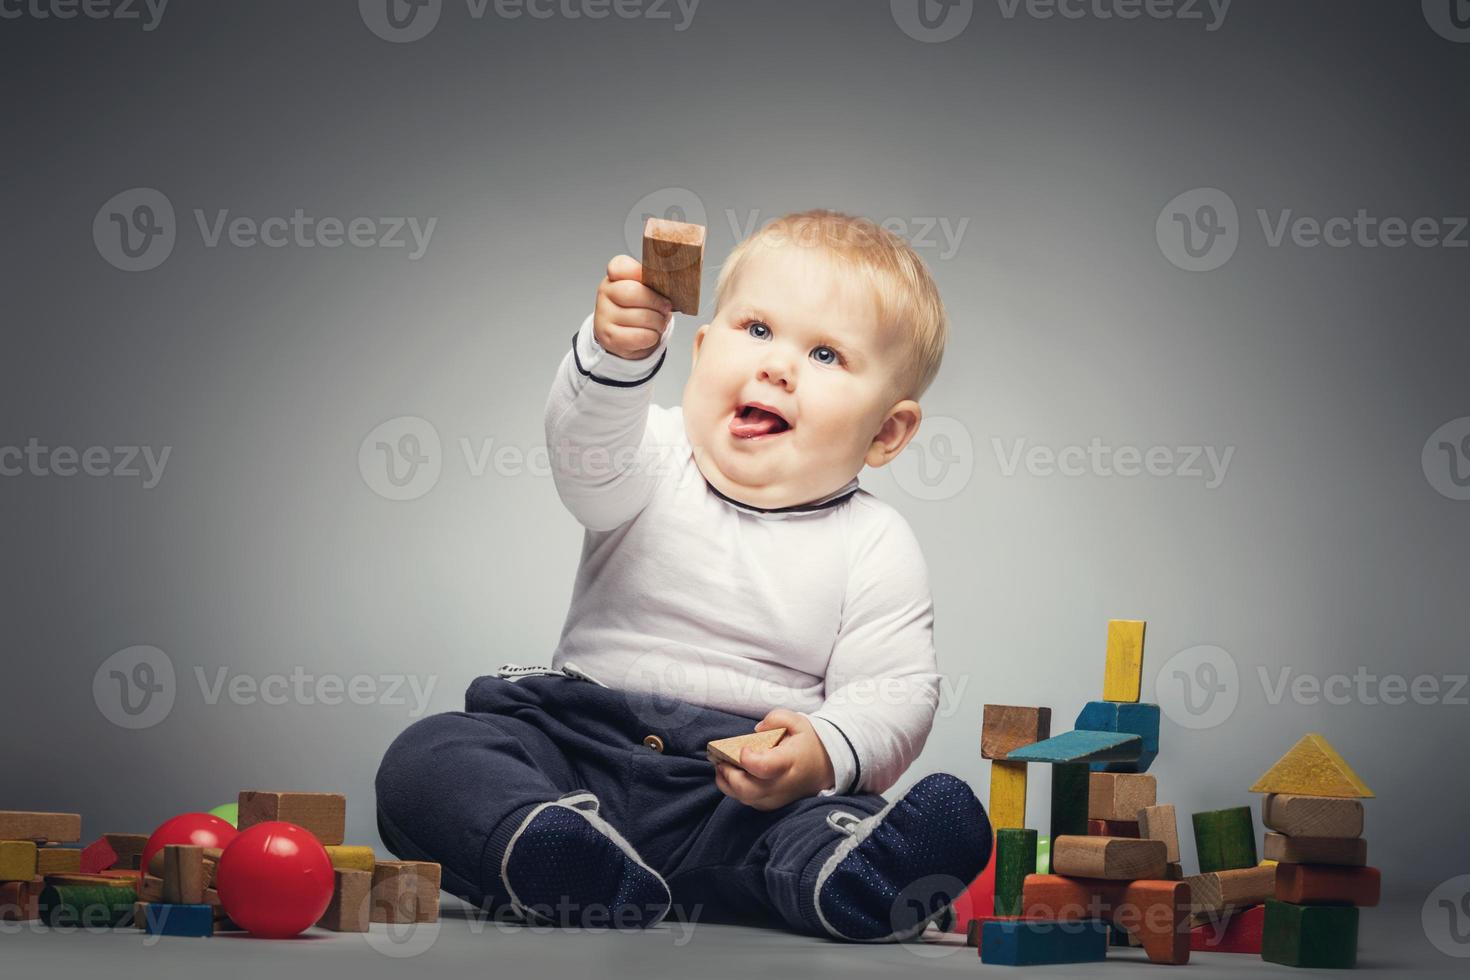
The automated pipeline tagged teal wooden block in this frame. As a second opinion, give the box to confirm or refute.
[1005,730,1142,764]
[144,903,213,937]
[1261,899,1358,968]
[1048,764,1089,872]
[1192,806,1258,873]
[980,918,1110,965]
[1074,701,1160,773]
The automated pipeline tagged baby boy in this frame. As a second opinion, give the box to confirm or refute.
[375,209,991,941]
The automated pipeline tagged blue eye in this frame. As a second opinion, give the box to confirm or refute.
[812,346,840,366]
[746,321,771,340]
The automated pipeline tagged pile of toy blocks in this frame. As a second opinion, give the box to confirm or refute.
[0,812,145,925]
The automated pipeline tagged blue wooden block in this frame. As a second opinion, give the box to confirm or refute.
[1074,701,1160,773]
[980,918,1110,965]
[144,903,213,937]
[1004,730,1142,764]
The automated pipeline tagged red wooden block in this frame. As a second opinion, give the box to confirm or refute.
[80,837,120,875]
[1274,864,1380,907]
[1022,874,1191,965]
[1190,904,1264,954]
[949,833,997,937]
[1087,819,1140,838]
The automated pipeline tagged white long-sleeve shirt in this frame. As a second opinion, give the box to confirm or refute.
[543,312,941,796]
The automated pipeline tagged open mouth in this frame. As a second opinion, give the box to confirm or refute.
[729,403,792,440]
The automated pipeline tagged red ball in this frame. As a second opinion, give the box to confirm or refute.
[215,821,334,938]
[141,812,239,878]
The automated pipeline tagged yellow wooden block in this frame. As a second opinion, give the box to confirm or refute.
[1103,619,1146,702]
[325,846,377,873]
[988,760,1028,830]
[1248,732,1374,798]
[0,841,38,882]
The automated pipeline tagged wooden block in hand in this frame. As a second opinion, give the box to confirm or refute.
[163,845,206,905]
[1136,804,1181,863]
[1262,832,1366,867]
[1262,898,1358,968]
[238,791,346,846]
[324,845,377,873]
[707,728,785,769]
[319,869,372,932]
[35,848,81,875]
[988,760,1027,830]
[103,833,148,870]
[1192,806,1258,872]
[981,705,1052,760]
[1274,863,1380,907]
[994,829,1038,917]
[641,217,705,315]
[0,812,81,844]
[1262,793,1363,838]
[1052,835,1166,880]
[1186,865,1276,916]
[1103,619,1146,702]
[0,841,38,882]
[1087,772,1155,822]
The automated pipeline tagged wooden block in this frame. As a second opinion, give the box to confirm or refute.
[324,845,377,873]
[144,902,214,937]
[80,838,119,875]
[383,860,440,923]
[1274,863,1379,907]
[1137,804,1181,863]
[1052,835,1166,880]
[0,812,81,844]
[103,833,148,870]
[1048,764,1089,870]
[1192,806,1258,872]
[1021,874,1192,965]
[1249,733,1373,798]
[1261,898,1357,968]
[706,728,785,769]
[1086,819,1138,838]
[1262,793,1363,838]
[966,913,1035,949]
[237,791,347,846]
[0,877,41,921]
[132,900,148,929]
[139,874,164,903]
[987,760,1027,830]
[1087,772,1156,822]
[1189,903,1264,954]
[980,917,1109,965]
[1262,832,1367,867]
[39,872,134,888]
[1008,730,1142,765]
[370,862,422,924]
[994,829,1037,917]
[318,869,372,932]
[163,845,206,905]
[1103,619,1146,702]
[1165,862,1184,880]
[0,841,38,881]
[641,217,705,315]
[981,705,1052,760]
[1186,865,1276,916]
[1074,700,1160,773]
[35,848,81,875]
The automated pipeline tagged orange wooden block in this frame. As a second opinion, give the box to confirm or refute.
[1022,874,1191,965]
[1087,819,1139,838]
[1274,863,1380,907]
[982,705,1053,760]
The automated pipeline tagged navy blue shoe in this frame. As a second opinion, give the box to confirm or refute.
[810,773,992,942]
[500,791,671,929]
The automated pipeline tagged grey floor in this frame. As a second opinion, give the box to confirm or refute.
[1,896,1459,979]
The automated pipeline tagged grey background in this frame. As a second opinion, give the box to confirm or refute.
[2,0,1467,945]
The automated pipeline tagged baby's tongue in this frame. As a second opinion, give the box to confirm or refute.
[730,407,784,437]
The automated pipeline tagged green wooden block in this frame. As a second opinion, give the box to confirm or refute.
[1192,806,1257,873]
[1262,899,1358,968]
[994,828,1038,917]
[1049,764,1089,872]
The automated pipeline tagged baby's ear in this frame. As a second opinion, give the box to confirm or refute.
[865,400,923,468]
[690,323,711,367]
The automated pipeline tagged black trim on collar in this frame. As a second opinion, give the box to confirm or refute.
[570,329,665,388]
[823,718,862,795]
[704,479,859,515]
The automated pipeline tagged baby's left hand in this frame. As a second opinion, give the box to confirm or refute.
[713,709,836,811]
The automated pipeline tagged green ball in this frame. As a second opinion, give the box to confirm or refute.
[1035,836,1050,874]
[207,803,238,827]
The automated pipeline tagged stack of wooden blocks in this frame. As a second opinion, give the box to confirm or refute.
[1,811,152,926]
[1183,802,1275,954]
[1250,735,1378,969]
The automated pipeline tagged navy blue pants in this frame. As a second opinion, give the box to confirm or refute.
[374,672,889,933]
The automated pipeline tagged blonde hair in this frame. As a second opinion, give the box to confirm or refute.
[713,209,949,401]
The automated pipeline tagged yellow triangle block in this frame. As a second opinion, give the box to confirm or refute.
[1249,733,1374,798]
